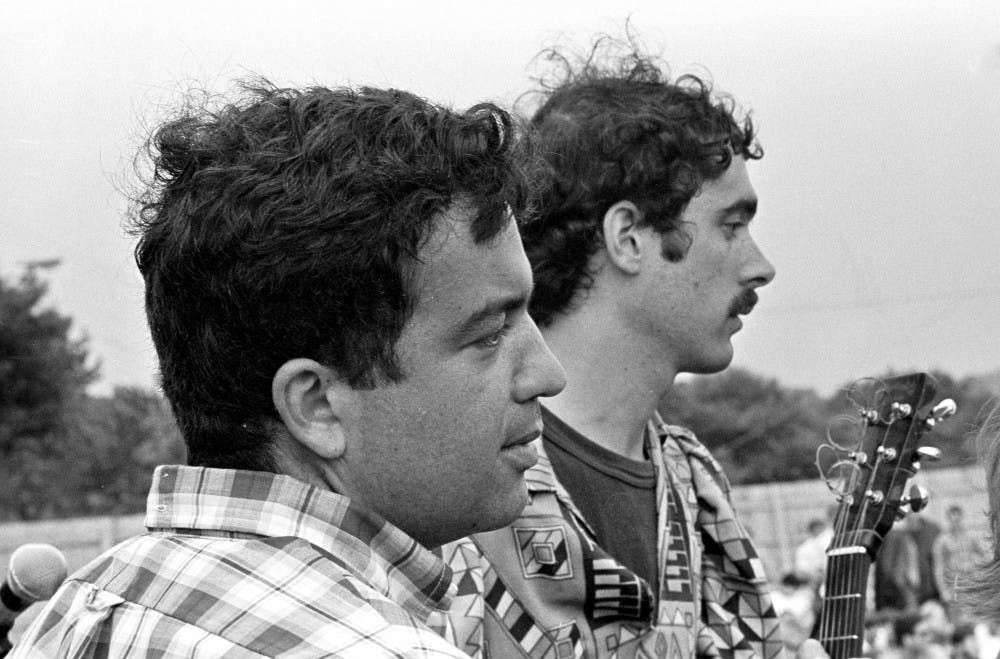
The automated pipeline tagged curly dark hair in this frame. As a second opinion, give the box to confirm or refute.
[131,81,536,471]
[523,39,763,326]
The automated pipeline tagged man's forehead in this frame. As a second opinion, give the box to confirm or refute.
[417,200,516,253]
[699,158,757,210]
[407,208,528,314]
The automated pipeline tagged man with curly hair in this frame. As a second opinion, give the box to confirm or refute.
[10,83,565,658]
[436,43,809,659]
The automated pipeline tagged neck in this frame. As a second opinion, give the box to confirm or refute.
[818,547,871,659]
[540,304,676,461]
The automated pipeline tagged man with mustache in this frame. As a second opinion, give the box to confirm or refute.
[437,43,797,659]
[10,83,565,658]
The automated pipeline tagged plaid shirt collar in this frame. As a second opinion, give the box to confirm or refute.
[146,465,456,622]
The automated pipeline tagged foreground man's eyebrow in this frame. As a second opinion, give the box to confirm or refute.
[721,198,758,219]
[452,292,531,340]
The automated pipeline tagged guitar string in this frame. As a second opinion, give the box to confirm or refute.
[821,386,868,654]
[845,411,898,657]
[845,416,893,656]
[823,392,895,659]
[822,414,854,653]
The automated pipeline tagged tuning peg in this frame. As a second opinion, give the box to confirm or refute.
[877,446,898,461]
[890,402,913,420]
[911,446,940,471]
[902,484,930,513]
[925,399,957,428]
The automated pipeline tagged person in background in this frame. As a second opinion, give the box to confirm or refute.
[795,515,834,587]
[794,506,837,640]
[875,525,921,612]
[957,408,1000,633]
[950,623,980,659]
[932,505,985,616]
[906,514,943,605]
[771,573,816,655]
[10,81,565,658]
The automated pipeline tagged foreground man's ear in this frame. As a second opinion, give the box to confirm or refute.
[602,200,645,275]
[272,358,348,460]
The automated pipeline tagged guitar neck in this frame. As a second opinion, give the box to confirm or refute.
[817,547,871,659]
[811,374,954,659]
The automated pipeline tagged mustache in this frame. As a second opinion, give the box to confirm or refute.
[729,289,759,316]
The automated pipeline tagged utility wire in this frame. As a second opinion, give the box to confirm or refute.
[767,286,1000,316]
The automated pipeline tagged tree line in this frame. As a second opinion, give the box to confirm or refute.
[1,265,996,521]
[660,367,997,484]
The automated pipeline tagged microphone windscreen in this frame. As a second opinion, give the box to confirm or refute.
[7,544,67,602]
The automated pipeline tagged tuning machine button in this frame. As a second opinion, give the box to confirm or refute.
[902,484,930,513]
[915,446,941,461]
[877,446,898,461]
[865,489,885,504]
[925,399,957,428]
[911,446,941,472]
[890,402,913,420]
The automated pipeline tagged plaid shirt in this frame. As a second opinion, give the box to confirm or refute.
[11,466,466,658]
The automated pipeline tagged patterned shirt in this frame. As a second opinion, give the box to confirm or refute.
[431,414,784,659]
[11,466,466,658]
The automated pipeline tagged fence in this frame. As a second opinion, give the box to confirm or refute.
[1,464,992,640]
[736,463,992,578]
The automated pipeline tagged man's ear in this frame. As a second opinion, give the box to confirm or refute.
[601,200,645,275]
[272,358,348,460]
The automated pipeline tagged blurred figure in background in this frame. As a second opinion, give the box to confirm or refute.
[950,623,981,659]
[956,407,1000,659]
[933,505,985,617]
[875,526,921,612]
[958,409,1000,622]
[884,612,950,659]
[771,573,816,655]
[905,515,943,605]
[794,508,835,642]
[795,516,833,587]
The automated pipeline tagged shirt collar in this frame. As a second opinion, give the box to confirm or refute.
[529,412,600,539]
[524,437,560,493]
[146,465,455,621]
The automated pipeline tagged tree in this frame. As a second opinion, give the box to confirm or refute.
[0,263,97,519]
[0,264,188,520]
[660,368,829,484]
[70,386,186,515]
[896,370,995,470]
[660,367,992,486]
[821,370,990,470]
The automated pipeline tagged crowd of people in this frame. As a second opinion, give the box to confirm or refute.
[774,503,999,659]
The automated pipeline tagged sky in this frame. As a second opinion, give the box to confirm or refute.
[2,0,999,397]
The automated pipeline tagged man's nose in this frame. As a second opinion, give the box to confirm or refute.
[514,320,566,402]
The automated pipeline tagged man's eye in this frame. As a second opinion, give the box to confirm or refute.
[723,222,744,237]
[478,324,512,348]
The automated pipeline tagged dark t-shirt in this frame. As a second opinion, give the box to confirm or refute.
[542,407,660,587]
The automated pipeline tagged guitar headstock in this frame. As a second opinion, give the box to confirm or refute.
[816,372,956,558]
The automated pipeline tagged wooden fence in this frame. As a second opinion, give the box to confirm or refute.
[735,463,992,578]
[1,464,992,641]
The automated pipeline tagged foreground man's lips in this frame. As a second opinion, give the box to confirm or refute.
[503,428,542,449]
[502,429,541,470]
